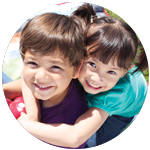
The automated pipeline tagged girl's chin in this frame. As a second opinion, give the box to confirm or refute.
[84,86,101,94]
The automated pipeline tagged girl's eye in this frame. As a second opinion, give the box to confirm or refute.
[88,62,96,68]
[108,71,116,75]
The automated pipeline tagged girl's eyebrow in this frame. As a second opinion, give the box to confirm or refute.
[90,56,122,71]
[109,67,121,71]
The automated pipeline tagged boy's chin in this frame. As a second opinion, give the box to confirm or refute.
[34,93,49,100]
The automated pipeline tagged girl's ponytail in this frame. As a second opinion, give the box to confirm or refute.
[134,41,148,73]
[72,3,96,26]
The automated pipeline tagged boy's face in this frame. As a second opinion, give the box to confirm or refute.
[78,56,127,94]
[22,50,76,106]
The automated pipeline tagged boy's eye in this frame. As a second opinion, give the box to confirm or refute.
[108,71,116,75]
[51,66,61,70]
[27,61,37,66]
[88,62,96,68]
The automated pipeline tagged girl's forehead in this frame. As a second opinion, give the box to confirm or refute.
[89,54,123,69]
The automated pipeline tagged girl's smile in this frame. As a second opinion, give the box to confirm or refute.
[78,56,127,94]
[86,80,104,89]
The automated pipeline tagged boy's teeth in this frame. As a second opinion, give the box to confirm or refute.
[37,85,50,88]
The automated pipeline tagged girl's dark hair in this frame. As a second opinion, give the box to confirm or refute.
[73,3,148,73]
[20,13,87,68]
[72,3,95,26]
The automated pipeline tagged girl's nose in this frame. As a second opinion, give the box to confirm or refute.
[91,72,103,81]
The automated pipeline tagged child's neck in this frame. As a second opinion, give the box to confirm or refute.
[42,84,70,108]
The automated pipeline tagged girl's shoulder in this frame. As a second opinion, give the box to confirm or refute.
[85,68,148,116]
[123,67,147,94]
[87,66,147,102]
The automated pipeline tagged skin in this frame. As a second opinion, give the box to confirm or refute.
[3,79,22,99]
[18,55,134,148]
[22,50,79,107]
[3,4,140,148]
[3,48,82,122]
[3,8,136,148]
[78,55,129,94]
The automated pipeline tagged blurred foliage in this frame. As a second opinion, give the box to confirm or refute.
[143,68,149,83]
[104,8,149,83]
[104,8,125,22]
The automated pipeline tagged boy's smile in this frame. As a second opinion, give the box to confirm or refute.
[22,50,76,107]
[34,83,53,90]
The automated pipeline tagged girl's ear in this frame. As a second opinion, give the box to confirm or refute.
[129,64,135,70]
[121,64,135,77]
[72,59,84,79]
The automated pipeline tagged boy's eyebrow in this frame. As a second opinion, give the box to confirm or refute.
[26,56,67,65]
[48,59,67,66]
[27,57,36,60]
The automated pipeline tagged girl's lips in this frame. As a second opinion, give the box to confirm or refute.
[86,80,103,90]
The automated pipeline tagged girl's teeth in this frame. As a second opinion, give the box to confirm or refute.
[88,81,100,88]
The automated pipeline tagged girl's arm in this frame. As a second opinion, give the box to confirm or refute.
[3,75,40,121]
[3,79,22,99]
[18,107,109,148]
[21,74,41,121]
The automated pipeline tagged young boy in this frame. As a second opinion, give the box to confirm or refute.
[3,13,89,148]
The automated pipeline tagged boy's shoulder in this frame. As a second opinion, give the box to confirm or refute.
[66,79,84,98]
[63,79,88,108]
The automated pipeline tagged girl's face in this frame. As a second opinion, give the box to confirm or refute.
[78,56,127,94]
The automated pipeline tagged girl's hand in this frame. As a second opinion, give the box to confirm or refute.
[18,112,29,122]
[21,72,41,122]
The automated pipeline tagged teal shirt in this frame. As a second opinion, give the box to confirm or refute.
[84,68,148,117]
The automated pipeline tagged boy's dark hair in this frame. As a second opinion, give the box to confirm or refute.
[20,13,87,68]
[73,3,148,73]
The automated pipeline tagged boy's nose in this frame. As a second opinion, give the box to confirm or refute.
[35,68,49,81]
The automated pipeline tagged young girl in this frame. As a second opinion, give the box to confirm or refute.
[4,3,148,148]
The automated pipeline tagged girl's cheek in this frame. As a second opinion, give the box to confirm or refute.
[78,67,84,77]
[108,79,118,89]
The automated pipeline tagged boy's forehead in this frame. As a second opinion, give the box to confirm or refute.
[26,48,63,57]
[24,50,69,64]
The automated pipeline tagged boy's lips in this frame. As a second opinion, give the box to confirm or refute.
[34,83,53,90]
[86,80,103,90]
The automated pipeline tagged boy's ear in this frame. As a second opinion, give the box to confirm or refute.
[72,59,83,79]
